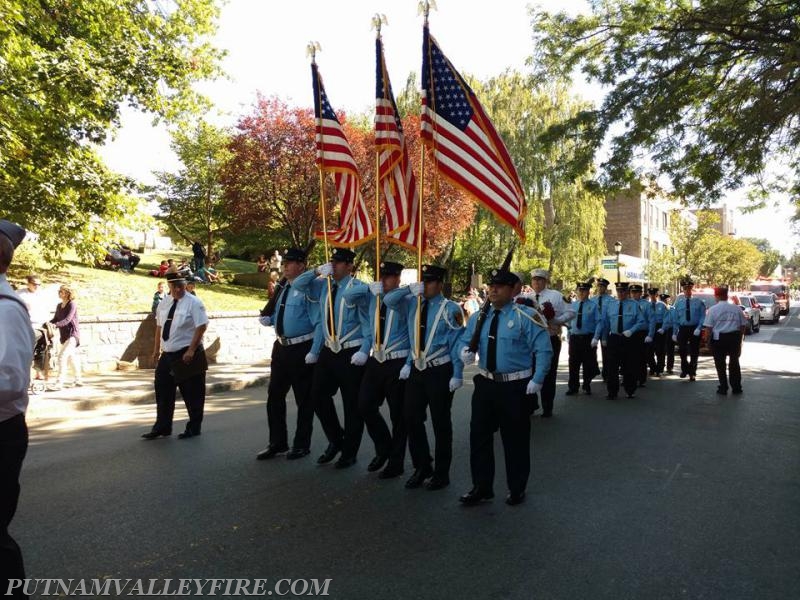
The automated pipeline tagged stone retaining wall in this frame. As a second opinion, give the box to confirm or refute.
[78,311,276,373]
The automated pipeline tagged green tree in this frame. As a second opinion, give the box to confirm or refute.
[644,246,679,290]
[0,0,223,260]
[743,237,784,277]
[152,122,231,259]
[529,0,800,204]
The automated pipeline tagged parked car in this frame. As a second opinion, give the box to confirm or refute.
[729,293,761,334]
[752,293,781,324]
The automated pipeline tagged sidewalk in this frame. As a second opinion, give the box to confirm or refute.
[27,361,270,423]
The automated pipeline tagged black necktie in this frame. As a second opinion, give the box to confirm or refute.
[685,299,690,322]
[487,309,500,372]
[598,295,603,310]
[275,283,290,337]
[535,293,540,304]
[329,282,338,336]
[419,299,428,347]
[162,298,178,341]
[617,300,624,333]
[577,301,583,329]
[379,301,388,344]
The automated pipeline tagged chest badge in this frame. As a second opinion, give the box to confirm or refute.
[507,320,515,329]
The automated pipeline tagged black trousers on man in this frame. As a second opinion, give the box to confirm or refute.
[154,349,206,434]
[266,339,314,451]
[404,363,454,480]
[663,327,675,373]
[677,325,701,377]
[534,335,561,416]
[312,346,365,460]
[359,356,407,470]
[605,335,638,397]
[0,413,28,598]
[567,334,596,392]
[635,331,649,386]
[711,331,743,392]
[470,376,530,496]
[649,324,666,375]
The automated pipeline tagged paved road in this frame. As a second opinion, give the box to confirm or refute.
[15,308,800,599]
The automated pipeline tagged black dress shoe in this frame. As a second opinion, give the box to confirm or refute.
[716,387,728,395]
[626,393,635,398]
[731,388,743,395]
[141,430,171,440]
[689,375,696,381]
[177,430,201,439]
[680,372,687,378]
[425,476,450,490]
[334,455,357,469]
[541,412,553,418]
[459,487,494,505]
[256,445,289,460]
[317,443,342,464]
[378,464,404,479]
[583,387,592,395]
[565,389,579,396]
[667,370,674,375]
[506,491,526,506]
[367,455,389,472]
[606,393,617,400]
[405,466,433,489]
[286,448,310,460]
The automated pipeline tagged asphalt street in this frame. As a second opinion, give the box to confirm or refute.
[14,307,800,600]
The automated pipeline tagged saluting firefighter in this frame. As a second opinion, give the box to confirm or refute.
[593,278,612,381]
[383,265,464,491]
[301,248,370,469]
[599,282,647,399]
[646,287,669,377]
[458,268,553,506]
[672,278,706,382]
[256,247,321,461]
[565,282,602,396]
[342,261,409,479]
[659,293,676,375]
[629,284,654,387]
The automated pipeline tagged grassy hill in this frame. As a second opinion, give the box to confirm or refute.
[7,250,268,317]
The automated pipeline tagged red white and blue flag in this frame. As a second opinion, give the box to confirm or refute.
[421,26,526,239]
[312,62,374,247]
[375,38,426,252]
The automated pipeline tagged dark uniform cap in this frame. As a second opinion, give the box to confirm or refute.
[330,248,356,263]
[488,268,519,286]
[283,247,307,262]
[615,281,630,290]
[576,282,593,291]
[0,220,26,248]
[659,293,671,301]
[647,287,659,295]
[166,271,187,284]
[680,277,694,287]
[596,278,610,287]
[421,264,447,282]
[379,261,404,276]
[629,284,644,293]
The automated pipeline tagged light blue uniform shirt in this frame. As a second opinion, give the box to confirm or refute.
[383,287,465,379]
[569,298,601,337]
[460,302,553,384]
[636,298,656,337]
[269,274,321,348]
[662,305,675,331]
[600,298,648,339]
[672,296,707,329]
[340,285,410,354]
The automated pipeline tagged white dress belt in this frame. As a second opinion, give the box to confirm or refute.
[277,332,314,346]
[478,368,532,382]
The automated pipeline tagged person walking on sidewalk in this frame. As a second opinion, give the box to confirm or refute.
[0,220,34,598]
[704,286,747,395]
[49,284,83,390]
[255,247,322,461]
[143,270,209,440]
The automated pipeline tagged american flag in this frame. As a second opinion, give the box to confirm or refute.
[312,62,374,247]
[375,38,426,251]
[421,26,526,239]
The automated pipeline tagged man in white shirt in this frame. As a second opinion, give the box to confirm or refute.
[15,275,52,328]
[703,286,747,395]
[143,270,209,440]
[0,219,34,594]
[524,268,575,418]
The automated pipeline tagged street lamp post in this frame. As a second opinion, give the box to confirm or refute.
[614,241,623,283]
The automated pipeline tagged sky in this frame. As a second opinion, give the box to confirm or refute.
[99,0,798,257]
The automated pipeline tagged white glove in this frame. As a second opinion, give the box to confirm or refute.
[590,338,599,348]
[350,351,368,366]
[693,328,701,337]
[304,352,318,365]
[622,330,632,338]
[460,347,476,364]
[316,263,333,277]
[526,380,543,395]
[258,315,271,327]
[448,377,463,392]
[672,335,678,342]
[601,340,608,347]
[408,281,424,296]
[644,336,653,344]
[657,328,664,335]
[368,281,383,296]
[398,364,411,380]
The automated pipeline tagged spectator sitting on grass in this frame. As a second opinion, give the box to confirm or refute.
[256,254,268,273]
[149,260,169,277]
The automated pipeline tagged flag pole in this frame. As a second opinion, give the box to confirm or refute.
[373,16,387,351]
[309,44,336,343]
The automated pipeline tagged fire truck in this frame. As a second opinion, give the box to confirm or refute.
[749,278,790,316]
